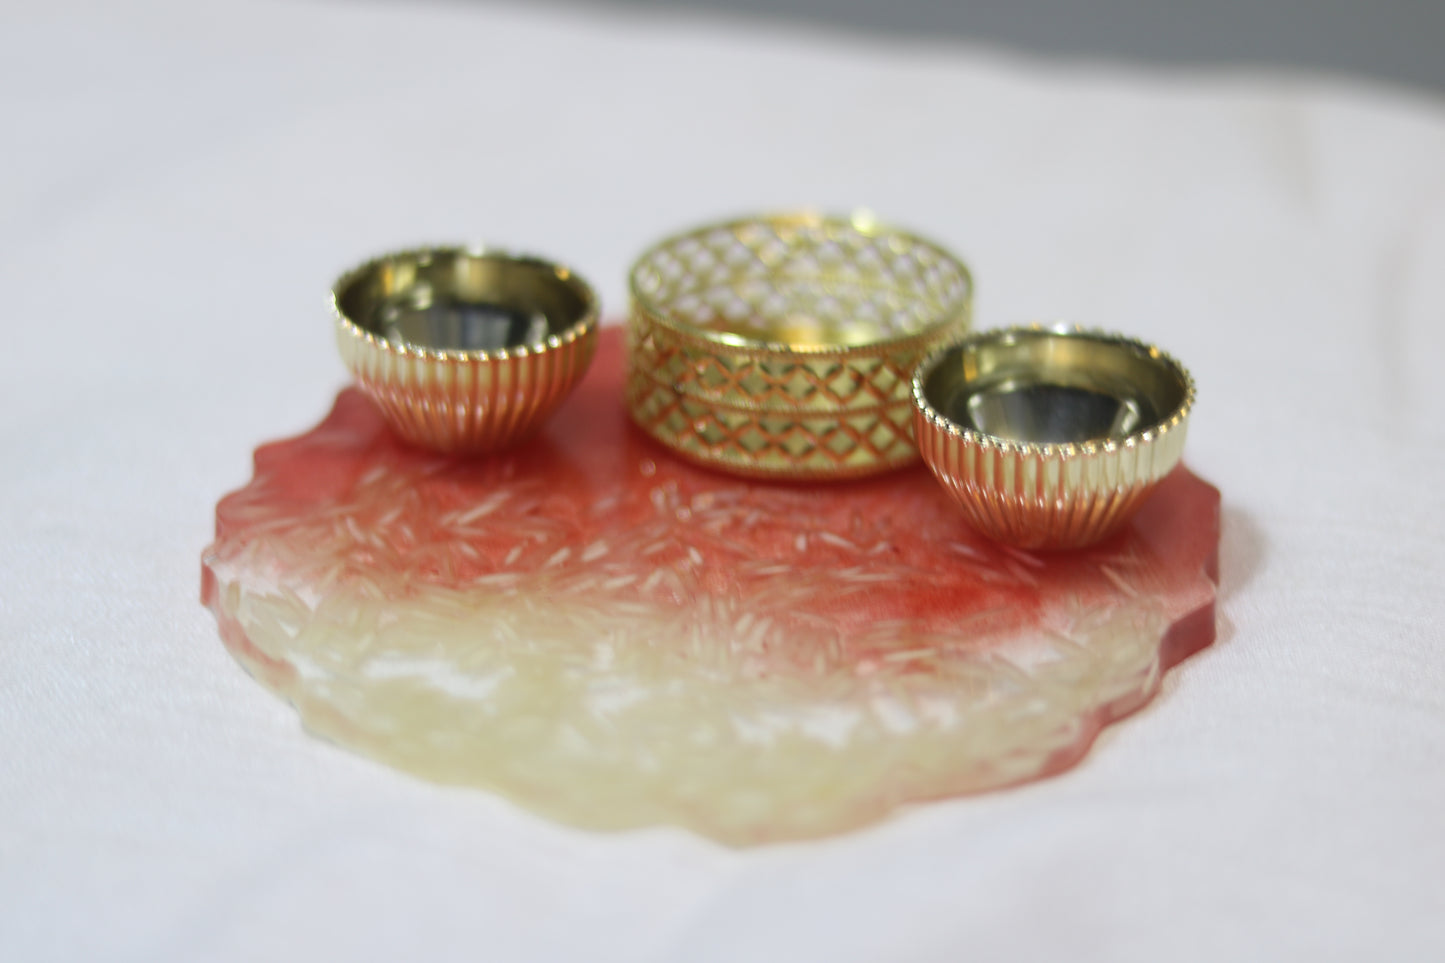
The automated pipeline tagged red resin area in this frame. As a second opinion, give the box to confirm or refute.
[203,328,1220,844]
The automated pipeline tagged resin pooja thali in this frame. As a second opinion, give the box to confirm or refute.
[201,214,1218,846]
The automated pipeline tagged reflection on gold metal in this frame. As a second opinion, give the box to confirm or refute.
[912,325,1195,549]
[626,212,973,479]
[334,246,598,454]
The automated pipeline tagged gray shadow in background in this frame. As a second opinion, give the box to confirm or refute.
[546,0,1445,97]
[1214,505,1266,649]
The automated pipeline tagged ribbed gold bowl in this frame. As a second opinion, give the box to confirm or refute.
[912,325,1195,549]
[334,246,598,454]
[626,212,973,480]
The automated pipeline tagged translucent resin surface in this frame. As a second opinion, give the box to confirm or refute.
[202,330,1219,846]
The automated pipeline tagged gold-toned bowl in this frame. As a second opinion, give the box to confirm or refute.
[912,325,1195,550]
[334,246,599,454]
[626,212,973,480]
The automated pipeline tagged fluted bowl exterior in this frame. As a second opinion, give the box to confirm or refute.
[912,327,1194,550]
[336,317,598,455]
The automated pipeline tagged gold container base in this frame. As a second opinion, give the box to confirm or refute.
[627,212,973,480]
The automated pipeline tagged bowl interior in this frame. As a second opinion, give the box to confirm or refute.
[630,217,971,348]
[337,250,593,353]
[922,330,1190,446]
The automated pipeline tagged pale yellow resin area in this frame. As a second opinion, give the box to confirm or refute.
[208,547,1175,845]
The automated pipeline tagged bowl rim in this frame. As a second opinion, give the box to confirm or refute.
[627,211,973,357]
[911,323,1196,458]
[332,244,600,363]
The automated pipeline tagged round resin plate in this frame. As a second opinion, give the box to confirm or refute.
[202,329,1219,846]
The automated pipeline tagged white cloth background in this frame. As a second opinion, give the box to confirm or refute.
[2,0,1442,959]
